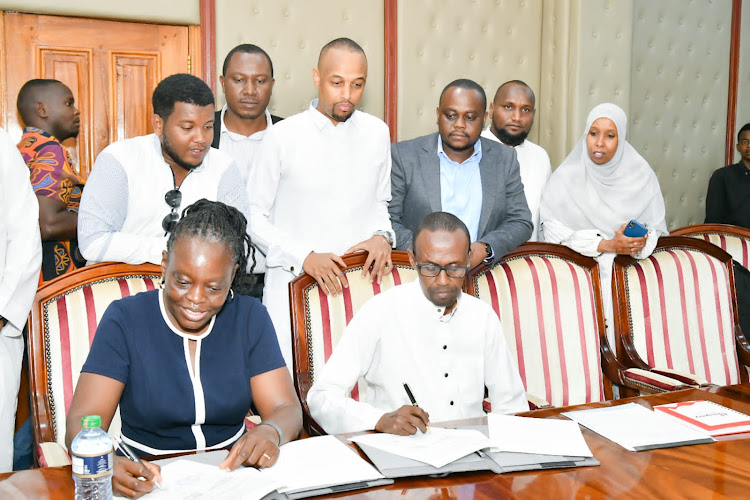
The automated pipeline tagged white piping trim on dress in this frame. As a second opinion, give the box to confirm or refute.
[120,424,245,456]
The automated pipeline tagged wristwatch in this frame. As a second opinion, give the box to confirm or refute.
[482,242,494,264]
[374,230,394,247]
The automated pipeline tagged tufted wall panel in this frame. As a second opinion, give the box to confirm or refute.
[396,0,544,142]
[539,0,633,168]
[214,0,385,120]
[737,1,750,164]
[629,0,732,230]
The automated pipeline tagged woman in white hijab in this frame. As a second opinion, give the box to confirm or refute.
[540,103,668,348]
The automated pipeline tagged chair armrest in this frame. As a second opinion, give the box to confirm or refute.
[37,442,71,467]
[526,393,553,410]
[648,367,708,386]
[622,368,695,393]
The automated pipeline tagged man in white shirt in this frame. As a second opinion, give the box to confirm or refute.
[481,81,551,241]
[307,212,527,435]
[78,74,251,268]
[212,44,282,298]
[248,38,394,369]
[0,127,42,472]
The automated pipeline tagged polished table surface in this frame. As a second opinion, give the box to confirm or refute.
[3,384,750,499]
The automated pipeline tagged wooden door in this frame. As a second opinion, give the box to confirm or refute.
[1,12,201,179]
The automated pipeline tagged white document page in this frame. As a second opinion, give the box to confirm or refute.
[487,414,593,457]
[349,427,490,468]
[147,459,279,500]
[563,402,715,451]
[261,435,385,494]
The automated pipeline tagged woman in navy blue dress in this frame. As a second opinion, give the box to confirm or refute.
[65,199,302,498]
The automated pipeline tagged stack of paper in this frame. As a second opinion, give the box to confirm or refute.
[349,427,490,468]
[563,402,715,451]
[655,400,750,436]
[487,414,593,457]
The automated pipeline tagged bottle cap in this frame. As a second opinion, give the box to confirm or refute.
[81,415,102,429]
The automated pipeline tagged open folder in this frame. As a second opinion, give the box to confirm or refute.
[351,425,598,478]
[152,435,392,499]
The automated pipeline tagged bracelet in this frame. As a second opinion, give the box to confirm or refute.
[258,421,282,446]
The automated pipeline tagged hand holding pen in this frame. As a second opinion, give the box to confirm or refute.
[373,383,431,435]
[112,437,163,498]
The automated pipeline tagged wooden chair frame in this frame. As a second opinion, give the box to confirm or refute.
[27,262,161,448]
[670,224,750,268]
[466,242,636,402]
[612,236,750,390]
[289,250,414,435]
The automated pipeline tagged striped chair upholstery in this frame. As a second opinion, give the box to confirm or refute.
[467,243,612,407]
[28,263,161,462]
[290,251,417,434]
[670,224,750,269]
[612,236,750,387]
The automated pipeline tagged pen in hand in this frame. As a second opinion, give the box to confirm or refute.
[402,382,431,433]
[115,437,163,490]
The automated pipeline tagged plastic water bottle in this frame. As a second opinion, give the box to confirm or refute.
[71,415,114,500]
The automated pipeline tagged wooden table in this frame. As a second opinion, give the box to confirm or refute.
[3,384,750,499]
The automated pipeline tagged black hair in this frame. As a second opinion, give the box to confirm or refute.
[739,123,750,142]
[17,79,66,124]
[494,80,536,107]
[152,73,214,121]
[439,78,487,111]
[318,37,366,65]
[222,44,274,77]
[413,212,471,255]
[166,199,256,295]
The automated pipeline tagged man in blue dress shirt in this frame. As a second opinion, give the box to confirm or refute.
[389,79,532,268]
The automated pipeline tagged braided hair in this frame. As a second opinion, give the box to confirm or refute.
[166,199,256,295]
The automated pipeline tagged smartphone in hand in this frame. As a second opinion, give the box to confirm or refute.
[623,220,648,238]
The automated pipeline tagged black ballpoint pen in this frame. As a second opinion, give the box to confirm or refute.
[402,382,431,433]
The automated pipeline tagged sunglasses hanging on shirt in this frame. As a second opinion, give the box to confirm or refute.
[162,188,182,235]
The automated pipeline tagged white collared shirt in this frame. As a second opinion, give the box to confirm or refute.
[218,105,274,184]
[78,134,250,266]
[307,281,529,435]
[247,99,394,367]
[481,130,551,241]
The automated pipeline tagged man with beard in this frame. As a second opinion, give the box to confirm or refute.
[17,79,86,281]
[78,74,250,266]
[389,79,531,269]
[481,81,551,241]
[248,38,394,370]
[308,212,528,435]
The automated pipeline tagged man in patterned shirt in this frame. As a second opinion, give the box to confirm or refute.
[17,79,85,281]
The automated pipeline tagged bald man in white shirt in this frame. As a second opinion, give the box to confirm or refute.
[481,81,551,241]
[0,127,42,472]
[248,38,395,370]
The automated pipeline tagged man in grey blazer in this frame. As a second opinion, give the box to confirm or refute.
[390,79,532,268]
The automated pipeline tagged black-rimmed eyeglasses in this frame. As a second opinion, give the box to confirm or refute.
[161,188,182,234]
[416,263,469,278]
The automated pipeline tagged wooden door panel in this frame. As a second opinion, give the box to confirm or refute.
[39,48,93,175]
[2,12,191,179]
[112,53,159,141]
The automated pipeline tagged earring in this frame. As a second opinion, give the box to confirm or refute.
[159,276,165,289]
[229,288,235,300]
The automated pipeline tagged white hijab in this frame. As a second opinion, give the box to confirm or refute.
[540,103,668,239]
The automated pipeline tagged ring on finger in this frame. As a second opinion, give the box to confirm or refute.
[262,453,271,461]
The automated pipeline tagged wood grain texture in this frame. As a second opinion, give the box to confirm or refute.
[5,385,750,499]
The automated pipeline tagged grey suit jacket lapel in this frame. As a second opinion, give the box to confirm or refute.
[478,138,498,238]
[419,134,442,213]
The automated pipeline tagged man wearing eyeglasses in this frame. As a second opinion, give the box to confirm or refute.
[307,212,527,435]
[78,74,250,267]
